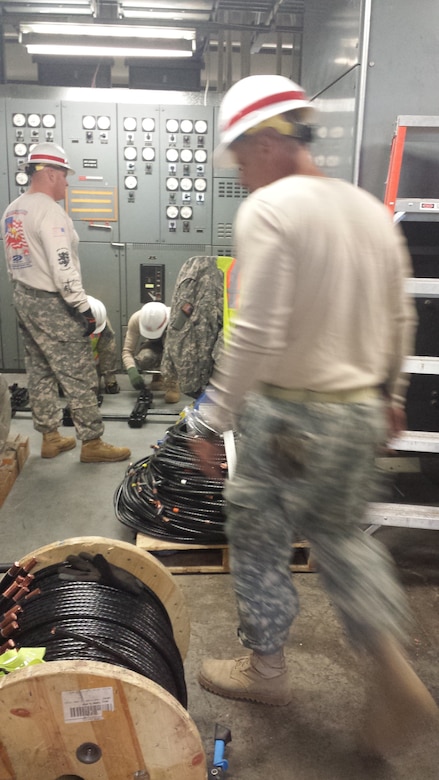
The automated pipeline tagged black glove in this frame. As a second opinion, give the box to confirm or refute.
[82,307,96,337]
[58,552,144,596]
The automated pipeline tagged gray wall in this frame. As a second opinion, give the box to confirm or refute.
[361,0,439,199]
[301,0,362,183]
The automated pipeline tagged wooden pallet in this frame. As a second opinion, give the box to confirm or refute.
[136,533,316,574]
[0,435,30,508]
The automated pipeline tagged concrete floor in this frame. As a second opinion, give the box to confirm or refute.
[1,373,439,779]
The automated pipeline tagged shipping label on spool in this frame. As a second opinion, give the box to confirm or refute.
[62,686,115,722]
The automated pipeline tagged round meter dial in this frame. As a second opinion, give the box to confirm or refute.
[12,113,26,128]
[194,178,207,192]
[180,119,193,134]
[123,117,137,132]
[142,117,155,132]
[97,116,111,130]
[166,205,179,220]
[180,148,193,163]
[15,171,29,187]
[82,115,96,130]
[180,205,193,220]
[124,175,138,190]
[42,114,56,128]
[166,148,179,163]
[166,177,179,191]
[14,143,27,158]
[124,146,137,161]
[194,149,207,163]
[194,119,208,134]
[166,119,179,134]
[180,178,193,191]
[27,113,41,128]
[142,147,155,161]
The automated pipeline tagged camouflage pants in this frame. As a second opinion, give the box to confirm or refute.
[224,392,408,655]
[135,340,163,372]
[96,321,118,385]
[13,284,104,441]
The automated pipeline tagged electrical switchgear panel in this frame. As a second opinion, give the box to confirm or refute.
[140,264,166,304]
[0,86,247,369]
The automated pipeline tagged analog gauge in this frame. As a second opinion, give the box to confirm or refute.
[165,148,179,163]
[124,146,137,161]
[194,178,207,192]
[28,142,37,152]
[180,119,193,134]
[194,119,208,134]
[142,117,155,132]
[12,113,26,128]
[180,148,193,163]
[14,143,27,157]
[166,205,179,220]
[123,117,137,132]
[82,115,96,130]
[27,113,41,128]
[194,149,207,163]
[166,177,179,191]
[124,175,138,190]
[142,147,155,162]
[166,119,179,134]
[42,114,56,129]
[180,177,193,192]
[180,205,193,220]
[97,116,111,130]
[15,171,29,187]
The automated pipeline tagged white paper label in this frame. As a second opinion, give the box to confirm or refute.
[62,686,114,723]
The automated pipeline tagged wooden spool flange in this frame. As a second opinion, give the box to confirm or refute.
[0,538,206,780]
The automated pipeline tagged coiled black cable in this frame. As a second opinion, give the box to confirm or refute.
[114,417,229,544]
[1,561,187,707]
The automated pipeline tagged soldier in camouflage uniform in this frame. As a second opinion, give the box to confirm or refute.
[192,75,438,756]
[160,255,226,398]
[122,301,180,403]
[0,142,130,463]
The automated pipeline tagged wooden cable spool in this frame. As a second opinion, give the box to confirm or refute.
[0,537,207,780]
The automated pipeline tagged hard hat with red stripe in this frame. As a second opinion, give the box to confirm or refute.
[87,295,107,334]
[25,142,75,174]
[139,301,170,339]
[214,74,317,168]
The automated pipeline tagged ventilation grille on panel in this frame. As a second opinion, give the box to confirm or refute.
[131,243,208,251]
[217,181,249,199]
[216,248,234,257]
[216,222,234,241]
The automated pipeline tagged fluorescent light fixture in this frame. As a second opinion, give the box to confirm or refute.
[20,22,196,41]
[5,5,92,12]
[26,43,194,58]
[20,22,196,59]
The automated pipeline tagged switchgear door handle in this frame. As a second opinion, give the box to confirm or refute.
[88,222,112,230]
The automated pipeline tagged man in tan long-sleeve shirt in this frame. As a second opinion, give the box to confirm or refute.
[192,75,437,756]
[122,302,180,403]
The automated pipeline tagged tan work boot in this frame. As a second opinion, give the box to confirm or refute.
[361,636,439,756]
[164,381,180,404]
[198,650,292,705]
[80,438,131,463]
[150,374,164,392]
[41,430,76,459]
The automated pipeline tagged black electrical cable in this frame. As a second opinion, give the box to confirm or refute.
[1,560,187,707]
[114,417,231,544]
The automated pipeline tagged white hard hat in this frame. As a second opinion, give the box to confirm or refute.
[87,295,107,335]
[214,74,317,168]
[24,142,75,174]
[139,302,170,339]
